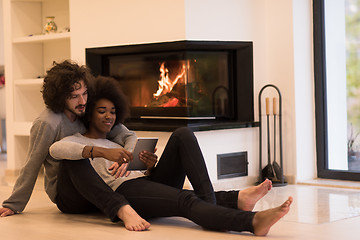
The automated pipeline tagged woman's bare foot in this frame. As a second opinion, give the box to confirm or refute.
[117,205,151,231]
[252,196,293,236]
[237,179,272,211]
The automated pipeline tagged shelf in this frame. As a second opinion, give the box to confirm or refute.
[11,0,64,5]
[12,0,43,2]
[13,32,70,44]
[125,120,260,132]
[15,78,44,86]
[5,0,70,169]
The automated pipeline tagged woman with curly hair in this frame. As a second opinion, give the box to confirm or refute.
[50,76,292,235]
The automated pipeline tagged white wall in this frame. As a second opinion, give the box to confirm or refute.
[293,0,317,180]
[70,0,186,64]
[69,0,316,186]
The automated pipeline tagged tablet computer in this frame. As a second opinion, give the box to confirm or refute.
[127,137,158,170]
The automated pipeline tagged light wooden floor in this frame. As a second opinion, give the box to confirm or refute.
[2,153,360,240]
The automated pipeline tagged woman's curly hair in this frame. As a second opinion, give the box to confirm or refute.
[42,60,94,113]
[84,76,130,128]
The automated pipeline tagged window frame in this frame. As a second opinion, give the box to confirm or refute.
[314,0,360,180]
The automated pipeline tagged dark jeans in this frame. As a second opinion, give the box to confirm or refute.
[55,127,246,229]
[116,177,255,232]
[56,158,128,222]
[149,127,239,209]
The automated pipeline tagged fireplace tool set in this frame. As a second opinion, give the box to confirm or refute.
[258,84,287,186]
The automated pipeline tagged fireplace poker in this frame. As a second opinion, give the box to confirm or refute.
[261,97,275,180]
[272,97,282,180]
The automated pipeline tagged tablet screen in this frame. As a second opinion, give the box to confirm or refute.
[127,137,158,170]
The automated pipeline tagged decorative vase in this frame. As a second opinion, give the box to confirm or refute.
[43,16,57,34]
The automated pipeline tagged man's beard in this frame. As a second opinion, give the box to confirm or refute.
[66,104,86,117]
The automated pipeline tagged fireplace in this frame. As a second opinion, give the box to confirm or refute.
[86,40,255,131]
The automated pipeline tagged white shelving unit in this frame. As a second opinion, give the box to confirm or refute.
[13,31,70,43]
[4,0,71,170]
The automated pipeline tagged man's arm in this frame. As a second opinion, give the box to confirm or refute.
[50,124,137,161]
[50,139,131,164]
[106,124,137,152]
[1,121,56,213]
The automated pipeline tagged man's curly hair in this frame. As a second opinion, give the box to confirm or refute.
[84,76,130,129]
[41,60,94,113]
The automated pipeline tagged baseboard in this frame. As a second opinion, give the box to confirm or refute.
[297,178,360,190]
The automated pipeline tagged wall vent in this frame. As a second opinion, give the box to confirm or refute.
[217,152,248,179]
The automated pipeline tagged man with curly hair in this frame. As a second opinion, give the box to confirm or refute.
[0,60,137,219]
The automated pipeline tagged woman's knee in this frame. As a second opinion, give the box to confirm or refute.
[172,127,195,140]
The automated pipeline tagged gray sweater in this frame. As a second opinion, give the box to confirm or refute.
[2,109,137,212]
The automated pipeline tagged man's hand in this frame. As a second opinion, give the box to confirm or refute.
[0,207,15,217]
[139,148,158,170]
[109,162,131,178]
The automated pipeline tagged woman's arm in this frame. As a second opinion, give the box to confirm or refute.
[82,146,132,163]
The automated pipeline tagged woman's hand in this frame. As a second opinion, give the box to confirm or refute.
[101,148,133,164]
[139,147,158,170]
[109,162,131,178]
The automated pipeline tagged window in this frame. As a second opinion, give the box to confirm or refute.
[314,0,360,180]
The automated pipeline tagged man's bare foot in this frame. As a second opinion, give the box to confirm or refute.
[117,205,151,231]
[252,196,293,236]
[237,179,272,211]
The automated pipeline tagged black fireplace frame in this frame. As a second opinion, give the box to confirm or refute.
[86,40,256,131]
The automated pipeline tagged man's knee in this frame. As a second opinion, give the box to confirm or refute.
[178,190,198,206]
[61,158,93,177]
[62,158,90,167]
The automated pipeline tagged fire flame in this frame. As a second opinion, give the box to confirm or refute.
[153,62,186,98]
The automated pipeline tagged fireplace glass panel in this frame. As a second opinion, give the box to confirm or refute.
[107,51,231,119]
